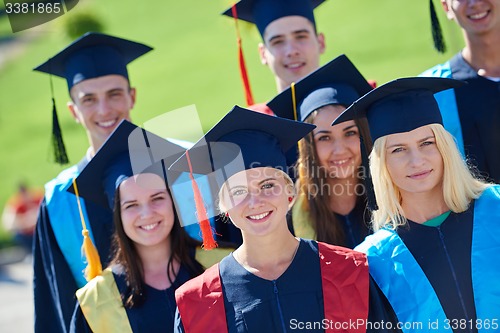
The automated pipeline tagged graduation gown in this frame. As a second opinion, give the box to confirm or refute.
[70,247,233,333]
[357,186,500,333]
[289,194,371,249]
[421,53,500,183]
[70,265,191,333]
[33,157,114,333]
[175,239,400,333]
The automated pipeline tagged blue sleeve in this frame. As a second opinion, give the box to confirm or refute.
[173,307,186,333]
[33,198,78,333]
[69,301,92,333]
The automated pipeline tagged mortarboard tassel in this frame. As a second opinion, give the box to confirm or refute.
[186,151,218,250]
[72,178,102,280]
[232,4,255,106]
[49,70,69,165]
[430,0,446,53]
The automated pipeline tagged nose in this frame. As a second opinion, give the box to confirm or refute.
[139,204,154,220]
[408,149,425,168]
[330,139,347,155]
[247,191,264,209]
[284,40,300,58]
[96,98,112,116]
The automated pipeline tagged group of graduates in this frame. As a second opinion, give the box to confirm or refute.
[31,0,500,332]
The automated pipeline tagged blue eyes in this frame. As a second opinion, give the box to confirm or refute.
[390,141,436,154]
[230,182,275,197]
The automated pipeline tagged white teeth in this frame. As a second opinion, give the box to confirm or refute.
[331,159,349,165]
[141,222,159,231]
[98,119,117,128]
[248,212,270,220]
[469,11,488,20]
[287,63,303,69]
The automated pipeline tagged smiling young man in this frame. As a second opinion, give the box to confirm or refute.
[32,32,151,333]
[223,0,326,114]
[421,0,500,183]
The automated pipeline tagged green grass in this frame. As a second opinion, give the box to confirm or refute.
[0,0,463,242]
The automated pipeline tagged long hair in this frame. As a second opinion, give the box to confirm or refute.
[370,124,490,231]
[295,110,367,245]
[110,185,204,308]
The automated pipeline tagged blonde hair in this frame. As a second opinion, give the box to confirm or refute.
[370,124,490,231]
[218,168,296,214]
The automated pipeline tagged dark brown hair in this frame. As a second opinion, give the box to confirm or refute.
[296,109,368,245]
[110,184,204,308]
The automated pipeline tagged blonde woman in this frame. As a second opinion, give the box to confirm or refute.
[171,106,399,333]
[333,77,500,332]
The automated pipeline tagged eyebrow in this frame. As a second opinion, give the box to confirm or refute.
[313,124,357,137]
[258,177,276,185]
[121,190,166,205]
[227,177,276,191]
[386,135,435,149]
[266,28,311,44]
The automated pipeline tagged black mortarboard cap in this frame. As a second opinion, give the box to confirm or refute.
[332,77,466,143]
[332,77,465,211]
[33,32,152,165]
[170,105,315,180]
[169,106,314,248]
[267,54,372,121]
[68,120,185,209]
[34,32,152,90]
[222,0,326,37]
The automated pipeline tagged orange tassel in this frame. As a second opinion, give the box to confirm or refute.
[186,151,217,250]
[232,4,255,107]
[72,178,103,280]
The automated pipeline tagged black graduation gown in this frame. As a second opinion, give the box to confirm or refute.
[398,206,477,333]
[33,158,114,333]
[70,265,192,333]
[175,239,400,333]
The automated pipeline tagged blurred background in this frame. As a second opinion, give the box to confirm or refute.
[0,0,462,254]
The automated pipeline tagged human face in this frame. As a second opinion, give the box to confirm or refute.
[442,0,500,36]
[220,167,292,238]
[385,125,444,198]
[119,173,174,249]
[312,105,361,179]
[68,75,136,153]
[259,16,325,92]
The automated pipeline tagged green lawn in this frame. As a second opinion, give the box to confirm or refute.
[0,0,463,242]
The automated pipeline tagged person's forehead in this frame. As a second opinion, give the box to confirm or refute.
[263,15,315,40]
[225,167,282,186]
[70,74,129,96]
[385,125,435,145]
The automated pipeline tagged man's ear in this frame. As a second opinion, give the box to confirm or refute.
[317,32,326,55]
[441,0,454,20]
[129,87,137,108]
[258,42,268,65]
[67,101,80,123]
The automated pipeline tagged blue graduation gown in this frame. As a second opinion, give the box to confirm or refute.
[33,157,114,333]
[421,53,500,183]
[358,186,500,333]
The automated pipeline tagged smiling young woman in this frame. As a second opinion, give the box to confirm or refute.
[267,55,375,248]
[171,106,399,333]
[68,121,231,333]
[333,77,500,331]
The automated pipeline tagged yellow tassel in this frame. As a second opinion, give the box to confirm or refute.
[72,178,102,281]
